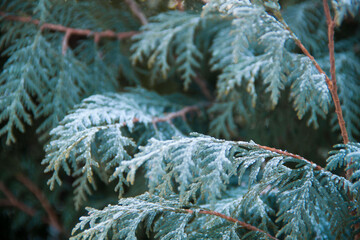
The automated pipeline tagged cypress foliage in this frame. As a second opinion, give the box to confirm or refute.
[0,0,359,239]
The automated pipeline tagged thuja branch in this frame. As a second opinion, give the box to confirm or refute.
[180,208,278,240]
[256,144,324,170]
[0,12,138,55]
[275,9,349,145]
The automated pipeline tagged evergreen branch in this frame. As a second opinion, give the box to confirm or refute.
[0,181,37,217]
[276,5,349,145]
[322,0,349,145]
[16,174,64,233]
[293,38,333,90]
[256,144,324,170]
[182,208,279,240]
[320,12,358,240]
[0,12,138,55]
[124,0,148,25]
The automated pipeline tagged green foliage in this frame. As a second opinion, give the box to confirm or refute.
[131,11,205,87]
[43,88,189,209]
[1,0,360,239]
[0,0,138,144]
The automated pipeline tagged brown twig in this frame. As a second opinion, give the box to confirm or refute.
[0,12,139,55]
[120,103,209,128]
[175,0,185,11]
[152,103,211,125]
[16,174,64,233]
[182,208,278,240]
[124,0,148,25]
[257,144,323,171]
[322,0,349,145]
[278,6,349,145]
[321,3,360,239]
[193,75,214,101]
[293,38,334,91]
[0,181,37,217]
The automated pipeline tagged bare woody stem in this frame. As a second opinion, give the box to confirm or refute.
[257,144,323,170]
[0,181,37,217]
[16,174,64,233]
[322,0,349,145]
[193,75,214,101]
[182,209,278,240]
[0,12,138,55]
[291,37,349,144]
[276,5,349,145]
[124,0,148,25]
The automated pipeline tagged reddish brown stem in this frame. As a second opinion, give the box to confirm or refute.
[16,174,64,233]
[257,144,323,171]
[121,103,209,128]
[293,39,333,91]
[124,0,148,25]
[322,2,358,238]
[0,12,139,55]
[193,75,214,101]
[152,105,202,124]
[0,181,37,217]
[183,209,278,240]
[322,0,349,145]
[176,0,185,11]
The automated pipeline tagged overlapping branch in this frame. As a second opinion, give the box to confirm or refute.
[0,12,138,54]
[257,144,323,170]
[124,0,148,25]
[16,174,64,233]
[0,177,64,234]
[180,208,278,240]
[276,2,349,145]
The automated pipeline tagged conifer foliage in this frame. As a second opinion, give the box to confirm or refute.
[0,0,360,239]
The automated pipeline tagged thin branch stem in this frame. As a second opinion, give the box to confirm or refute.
[256,144,323,170]
[120,103,209,128]
[193,75,214,101]
[175,0,185,11]
[182,208,278,240]
[152,105,202,124]
[277,6,349,145]
[322,0,349,145]
[293,38,334,91]
[0,12,138,55]
[0,181,37,217]
[124,0,148,25]
[16,174,64,233]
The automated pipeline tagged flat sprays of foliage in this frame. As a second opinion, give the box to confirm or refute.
[0,0,360,239]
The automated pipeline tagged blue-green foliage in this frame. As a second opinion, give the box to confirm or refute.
[327,142,360,197]
[1,0,360,239]
[42,88,189,209]
[282,1,327,54]
[317,52,360,141]
[0,0,139,144]
[131,11,204,87]
[205,0,330,137]
[332,0,360,24]
[74,134,354,239]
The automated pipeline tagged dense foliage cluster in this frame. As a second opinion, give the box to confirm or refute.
[0,0,359,239]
